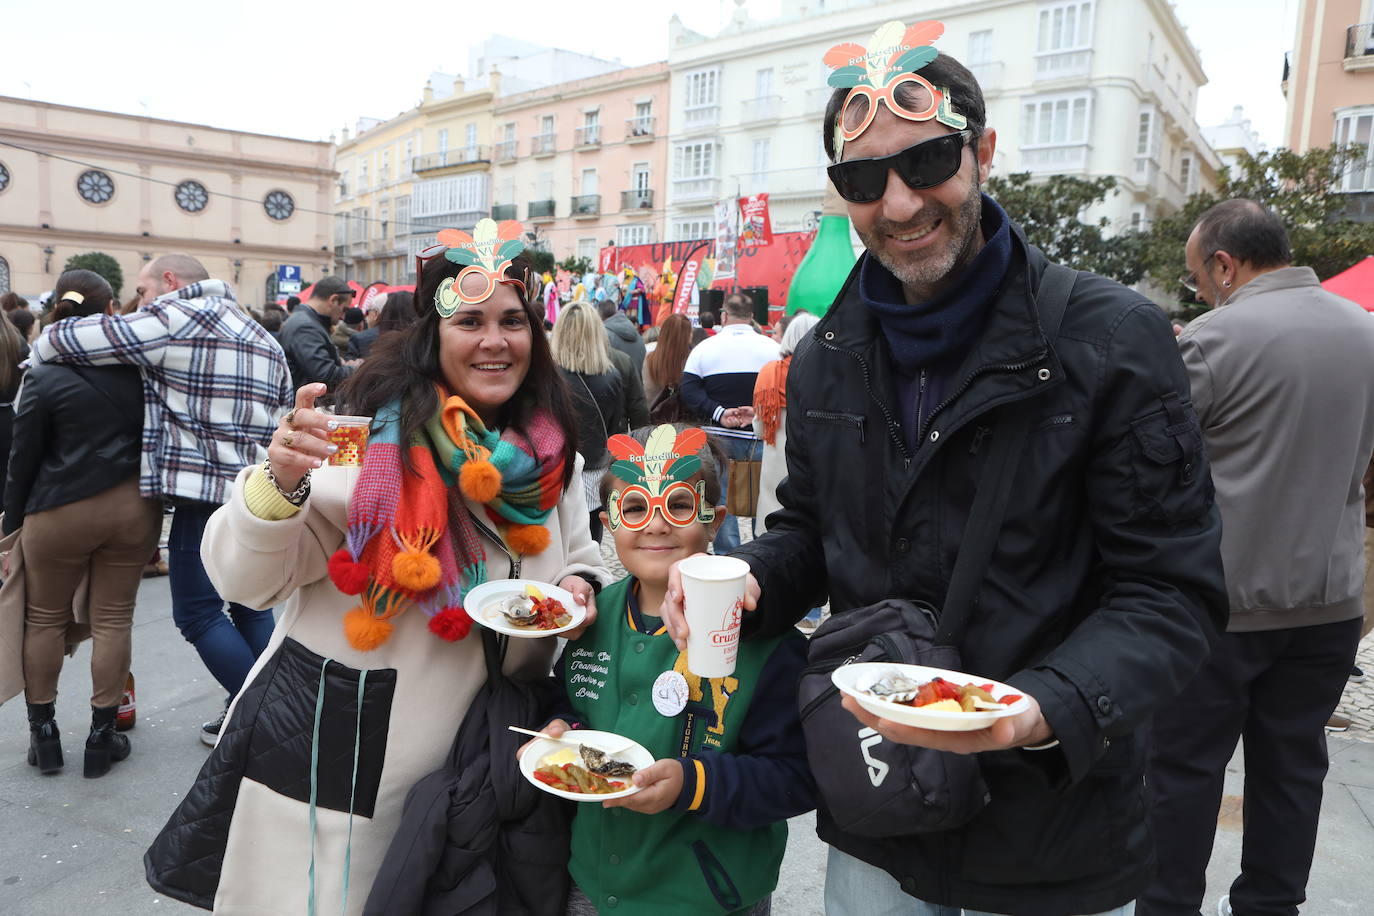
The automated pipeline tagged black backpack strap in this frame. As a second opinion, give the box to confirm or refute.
[936,263,1076,645]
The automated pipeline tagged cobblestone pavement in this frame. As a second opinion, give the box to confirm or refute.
[1335,632,1374,741]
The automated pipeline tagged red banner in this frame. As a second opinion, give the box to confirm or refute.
[598,232,817,322]
[673,255,703,319]
[738,193,774,248]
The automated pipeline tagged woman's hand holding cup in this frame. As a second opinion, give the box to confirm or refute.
[268,383,338,491]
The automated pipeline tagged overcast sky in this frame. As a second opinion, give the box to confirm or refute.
[2,0,1296,148]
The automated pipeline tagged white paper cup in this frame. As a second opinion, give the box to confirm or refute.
[680,555,749,678]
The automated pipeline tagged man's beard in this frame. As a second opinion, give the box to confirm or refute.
[856,177,984,301]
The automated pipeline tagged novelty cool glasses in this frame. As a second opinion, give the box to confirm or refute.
[827,129,972,205]
[415,243,530,302]
[607,481,713,532]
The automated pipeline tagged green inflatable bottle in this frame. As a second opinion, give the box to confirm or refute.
[787,182,857,317]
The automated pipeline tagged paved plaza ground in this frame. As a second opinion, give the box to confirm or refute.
[1,571,1371,914]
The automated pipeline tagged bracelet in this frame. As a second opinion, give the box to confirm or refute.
[263,458,311,506]
[1022,739,1061,751]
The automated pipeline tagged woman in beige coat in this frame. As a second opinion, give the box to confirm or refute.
[146,239,609,914]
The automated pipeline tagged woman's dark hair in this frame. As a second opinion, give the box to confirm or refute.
[598,423,726,508]
[8,307,34,340]
[338,252,578,488]
[51,269,114,321]
[377,290,416,333]
[822,52,986,162]
[644,314,693,392]
[0,292,26,312]
[0,310,24,401]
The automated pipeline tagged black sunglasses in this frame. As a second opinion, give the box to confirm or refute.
[827,130,972,204]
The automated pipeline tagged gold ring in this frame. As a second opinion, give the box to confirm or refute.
[282,432,295,449]
[282,407,300,429]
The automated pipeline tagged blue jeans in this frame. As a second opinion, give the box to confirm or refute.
[168,502,275,696]
[824,848,1136,916]
[713,433,760,554]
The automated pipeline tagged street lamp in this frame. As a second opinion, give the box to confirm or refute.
[42,246,54,273]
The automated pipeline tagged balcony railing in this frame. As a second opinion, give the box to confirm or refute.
[1346,23,1374,69]
[672,177,720,202]
[575,125,602,147]
[740,95,783,123]
[491,203,517,221]
[531,133,556,157]
[528,199,556,220]
[571,194,601,217]
[1021,144,1089,174]
[620,189,655,211]
[626,116,656,140]
[411,147,489,171]
[495,139,518,162]
[684,105,720,130]
[1034,48,1092,81]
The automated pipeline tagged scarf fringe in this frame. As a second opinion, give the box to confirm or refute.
[338,393,566,650]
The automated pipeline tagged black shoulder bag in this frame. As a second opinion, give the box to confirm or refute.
[796,263,1075,837]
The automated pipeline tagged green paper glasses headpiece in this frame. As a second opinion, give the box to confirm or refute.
[431,218,528,317]
[824,19,967,160]
[605,425,717,531]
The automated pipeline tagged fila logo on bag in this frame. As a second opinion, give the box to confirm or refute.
[859,726,888,786]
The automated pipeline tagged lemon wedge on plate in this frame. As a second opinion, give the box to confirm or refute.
[525,584,545,600]
[542,746,579,767]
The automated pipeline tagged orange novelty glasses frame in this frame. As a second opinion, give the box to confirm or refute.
[608,481,707,531]
[838,72,944,142]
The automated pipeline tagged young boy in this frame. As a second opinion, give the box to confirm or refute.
[536,424,814,915]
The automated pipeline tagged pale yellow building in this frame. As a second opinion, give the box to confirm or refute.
[332,108,423,285]
[0,95,333,303]
[333,74,501,283]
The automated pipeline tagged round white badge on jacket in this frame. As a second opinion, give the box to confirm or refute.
[652,670,690,717]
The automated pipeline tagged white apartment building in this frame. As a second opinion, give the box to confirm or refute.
[665,0,1220,240]
[1202,105,1264,174]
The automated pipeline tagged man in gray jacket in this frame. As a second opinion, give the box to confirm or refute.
[1142,200,1374,916]
[599,298,645,369]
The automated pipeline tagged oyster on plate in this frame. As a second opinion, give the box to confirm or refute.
[580,744,637,777]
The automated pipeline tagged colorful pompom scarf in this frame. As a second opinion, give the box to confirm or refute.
[328,386,566,650]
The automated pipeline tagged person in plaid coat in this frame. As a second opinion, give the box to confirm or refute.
[33,253,292,744]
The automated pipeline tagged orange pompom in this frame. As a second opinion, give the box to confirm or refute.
[392,549,442,592]
[428,606,473,642]
[328,548,370,595]
[505,523,551,556]
[459,459,502,504]
[343,607,393,651]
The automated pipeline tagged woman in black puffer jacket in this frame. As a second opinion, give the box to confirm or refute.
[5,269,162,779]
[550,300,626,542]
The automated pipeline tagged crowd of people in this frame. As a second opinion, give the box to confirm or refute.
[1,18,1372,916]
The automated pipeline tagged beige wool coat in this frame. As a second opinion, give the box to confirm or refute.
[151,459,607,914]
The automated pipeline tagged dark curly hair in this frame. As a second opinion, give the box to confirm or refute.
[338,252,578,488]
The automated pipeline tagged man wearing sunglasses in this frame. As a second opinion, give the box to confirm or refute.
[699,42,1228,916]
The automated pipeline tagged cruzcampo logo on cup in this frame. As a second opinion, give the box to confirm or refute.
[680,555,749,678]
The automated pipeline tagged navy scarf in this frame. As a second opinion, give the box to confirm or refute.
[860,194,1013,376]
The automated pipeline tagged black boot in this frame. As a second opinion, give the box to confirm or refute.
[26,701,63,774]
[84,705,131,778]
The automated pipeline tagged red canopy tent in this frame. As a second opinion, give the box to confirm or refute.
[1321,256,1374,311]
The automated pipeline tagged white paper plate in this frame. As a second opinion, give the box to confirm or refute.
[831,662,1031,732]
[518,729,654,802]
[464,579,585,638]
